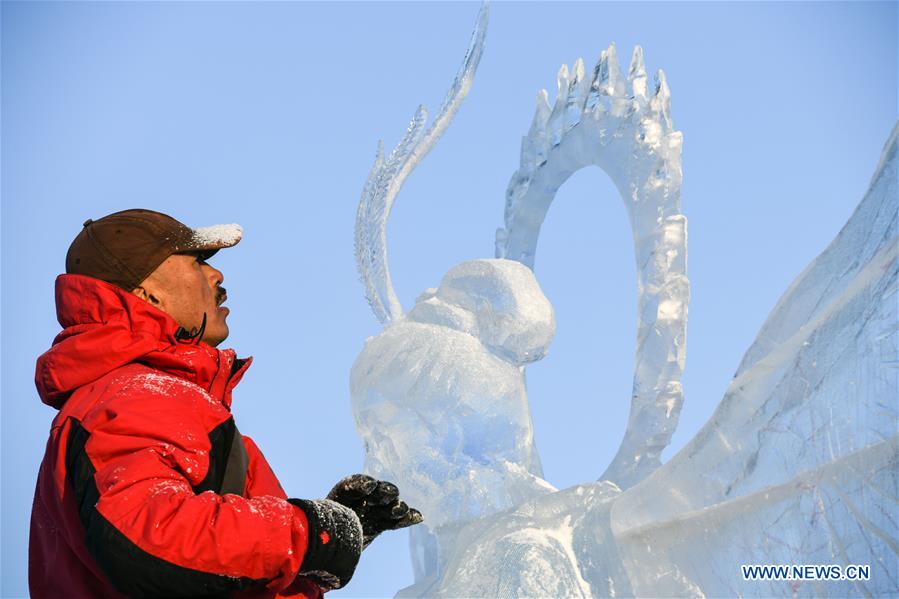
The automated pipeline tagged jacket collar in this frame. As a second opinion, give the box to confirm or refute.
[35,274,251,409]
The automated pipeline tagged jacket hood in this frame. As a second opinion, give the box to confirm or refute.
[35,274,250,409]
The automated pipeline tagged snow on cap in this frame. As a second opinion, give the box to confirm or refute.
[192,224,243,251]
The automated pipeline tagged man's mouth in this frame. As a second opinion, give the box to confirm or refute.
[216,289,228,307]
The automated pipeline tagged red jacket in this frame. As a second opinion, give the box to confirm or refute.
[30,274,327,598]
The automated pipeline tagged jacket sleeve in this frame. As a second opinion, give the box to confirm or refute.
[243,434,290,499]
[68,386,361,598]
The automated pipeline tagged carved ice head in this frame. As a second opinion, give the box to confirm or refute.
[406,258,555,365]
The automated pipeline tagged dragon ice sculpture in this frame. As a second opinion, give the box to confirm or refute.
[350,4,898,596]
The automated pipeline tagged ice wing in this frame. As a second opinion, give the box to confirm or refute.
[610,123,899,597]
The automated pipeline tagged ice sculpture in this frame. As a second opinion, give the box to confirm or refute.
[411,124,898,597]
[350,2,898,596]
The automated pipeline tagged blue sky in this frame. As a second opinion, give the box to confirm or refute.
[2,1,896,597]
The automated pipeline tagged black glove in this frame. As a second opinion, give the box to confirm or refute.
[326,474,424,549]
[288,498,363,590]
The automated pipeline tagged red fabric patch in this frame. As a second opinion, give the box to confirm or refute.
[319,531,330,545]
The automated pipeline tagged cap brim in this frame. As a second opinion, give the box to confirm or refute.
[181,224,243,260]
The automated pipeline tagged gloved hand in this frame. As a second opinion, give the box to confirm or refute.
[288,498,363,590]
[327,474,424,548]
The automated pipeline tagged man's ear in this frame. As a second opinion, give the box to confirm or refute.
[131,286,160,305]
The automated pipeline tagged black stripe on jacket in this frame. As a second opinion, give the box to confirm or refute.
[65,417,268,598]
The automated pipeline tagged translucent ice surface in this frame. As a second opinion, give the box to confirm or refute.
[609,123,899,597]
[358,123,898,597]
[496,43,689,491]
[355,4,487,326]
[351,259,557,531]
[351,3,897,594]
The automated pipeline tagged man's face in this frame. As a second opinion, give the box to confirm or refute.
[131,252,230,346]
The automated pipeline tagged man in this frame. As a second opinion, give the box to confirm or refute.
[30,209,422,598]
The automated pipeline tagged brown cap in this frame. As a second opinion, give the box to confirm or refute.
[66,209,243,290]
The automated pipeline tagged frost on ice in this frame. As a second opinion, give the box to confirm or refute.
[350,4,898,596]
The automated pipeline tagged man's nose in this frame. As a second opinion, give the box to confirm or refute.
[204,264,224,286]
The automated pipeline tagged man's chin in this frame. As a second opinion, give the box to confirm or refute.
[203,321,229,347]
